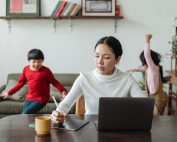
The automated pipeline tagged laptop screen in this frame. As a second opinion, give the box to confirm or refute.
[96,97,155,131]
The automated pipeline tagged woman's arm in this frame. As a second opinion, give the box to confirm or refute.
[57,75,83,113]
[51,75,83,123]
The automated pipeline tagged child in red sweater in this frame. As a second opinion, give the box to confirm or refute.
[0,49,67,114]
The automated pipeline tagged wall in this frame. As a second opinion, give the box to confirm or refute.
[0,0,177,85]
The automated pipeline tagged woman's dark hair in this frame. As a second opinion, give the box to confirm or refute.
[139,50,167,83]
[94,36,123,59]
[27,49,44,61]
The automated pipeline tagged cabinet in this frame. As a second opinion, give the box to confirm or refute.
[0,16,123,33]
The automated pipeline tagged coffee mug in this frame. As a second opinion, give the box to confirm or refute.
[35,116,51,136]
[35,135,51,142]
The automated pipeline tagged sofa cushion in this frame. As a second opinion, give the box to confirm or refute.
[2,80,28,102]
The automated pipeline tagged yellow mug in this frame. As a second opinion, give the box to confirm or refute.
[35,116,51,136]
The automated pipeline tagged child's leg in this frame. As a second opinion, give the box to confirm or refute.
[22,100,46,114]
[153,92,168,115]
[158,92,168,115]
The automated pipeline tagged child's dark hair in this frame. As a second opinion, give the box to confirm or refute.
[94,36,123,59]
[139,50,168,83]
[27,49,44,61]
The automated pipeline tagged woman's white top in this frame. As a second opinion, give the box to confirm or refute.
[57,68,147,114]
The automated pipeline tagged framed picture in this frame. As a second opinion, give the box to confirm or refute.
[6,0,40,16]
[82,0,115,16]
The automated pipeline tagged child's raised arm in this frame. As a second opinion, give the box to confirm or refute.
[145,34,152,43]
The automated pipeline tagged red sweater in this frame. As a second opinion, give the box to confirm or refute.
[8,66,67,103]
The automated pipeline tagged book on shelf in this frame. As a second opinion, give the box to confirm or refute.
[65,3,76,16]
[51,0,81,17]
[60,2,70,16]
[70,4,81,16]
[50,0,62,16]
[55,1,68,16]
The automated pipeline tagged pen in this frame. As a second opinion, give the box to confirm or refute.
[52,96,66,124]
[52,96,58,108]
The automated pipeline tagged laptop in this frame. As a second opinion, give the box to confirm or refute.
[95,97,155,131]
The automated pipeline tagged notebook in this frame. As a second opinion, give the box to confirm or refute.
[95,97,155,131]
[53,114,89,131]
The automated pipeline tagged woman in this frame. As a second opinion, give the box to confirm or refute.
[51,36,147,123]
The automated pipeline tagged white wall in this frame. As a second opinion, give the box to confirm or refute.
[0,0,176,85]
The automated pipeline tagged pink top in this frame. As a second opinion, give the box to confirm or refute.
[144,43,159,94]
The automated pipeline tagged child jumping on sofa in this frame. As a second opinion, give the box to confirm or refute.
[0,49,67,114]
[127,34,168,115]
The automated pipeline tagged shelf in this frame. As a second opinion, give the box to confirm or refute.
[0,16,123,33]
[0,16,123,20]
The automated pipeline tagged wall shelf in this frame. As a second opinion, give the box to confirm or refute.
[0,16,123,33]
[0,16,123,20]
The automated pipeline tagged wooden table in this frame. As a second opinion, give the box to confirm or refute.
[0,114,177,142]
[166,70,177,115]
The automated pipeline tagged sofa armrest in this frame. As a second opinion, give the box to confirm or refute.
[0,85,6,93]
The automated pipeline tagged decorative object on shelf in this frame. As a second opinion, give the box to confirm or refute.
[115,5,120,16]
[6,0,40,16]
[82,0,116,16]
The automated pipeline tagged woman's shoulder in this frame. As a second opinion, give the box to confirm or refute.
[116,69,136,82]
[79,70,94,78]
[116,69,132,77]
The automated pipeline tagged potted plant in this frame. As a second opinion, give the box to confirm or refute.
[171,38,177,55]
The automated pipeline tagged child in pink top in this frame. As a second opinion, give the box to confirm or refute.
[128,34,168,115]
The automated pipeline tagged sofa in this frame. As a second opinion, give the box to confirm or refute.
[0,73,79,116]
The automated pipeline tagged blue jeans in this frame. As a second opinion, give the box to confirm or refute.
[22,100,46,114]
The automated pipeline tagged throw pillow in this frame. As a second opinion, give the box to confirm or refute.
[2,80,28,101]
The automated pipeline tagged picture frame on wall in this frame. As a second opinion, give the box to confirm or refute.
[6,0,40,16]
[82,0,115,16]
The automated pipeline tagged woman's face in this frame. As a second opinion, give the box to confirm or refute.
[94,44,119,75]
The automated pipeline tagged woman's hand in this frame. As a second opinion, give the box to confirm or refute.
[50,110,68,124]
[0,92,9,99]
